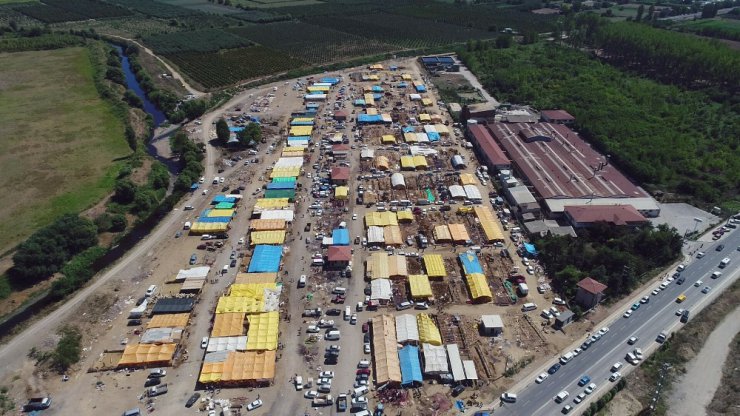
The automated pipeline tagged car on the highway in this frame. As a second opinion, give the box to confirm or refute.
[702,286,711,294]
[675,308,685,316]
[364,343,371,353]
[350,314,357,324]
[631,302,640,311]
[548,363,562,374]
[623,310,632,318]
[578,375,591,386]
[628,336,638,345]
[640,296,649,303]
[585,383,596,394]
[562,405,573,414]
[574,392,586,404]
[634,348,644,360]
[609,372,621,382]
[696,251,705,258]
[599,327,610,335]
[246,399,263,411]
[326,345,341,352]
[659,282,669,289]
[716,244,724,251]
[535,373,549,383]
[573,348,582,356]
[652,289,660,296]
[500,393,517,403]
[185,393,201,408]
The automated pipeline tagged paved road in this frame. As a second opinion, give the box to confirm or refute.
[659,7,733,21]
[473,230,740,416]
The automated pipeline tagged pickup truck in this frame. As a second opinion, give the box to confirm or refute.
[313,393,334,406]
[24,397,52,411]
[336,393,348,411]
[147,384,168,397]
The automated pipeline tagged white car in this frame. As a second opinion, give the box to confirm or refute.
[609,372,621,382]
[652,289,660,296]
[326,345,341,352]
[364,343,371,354]
[535,373,549,384]
[201,337,209,349]
[352,213,358,220]
[574,392,586,404]
[585,383,596,394]
[350,314,357,324]
[675,309,685,316]
[573,348,582,356]
[696,251,705,258]
[634,348,644,360]
[238,237,245,245]
[246,399,263,411]
[304,390,318,399]
[306,325,319,333]
[623,310,632,318]
[319,371,335,379]
[640,296,649,303]
[694,280,703,287]
[598,327,610,335]
[659,282,669,289]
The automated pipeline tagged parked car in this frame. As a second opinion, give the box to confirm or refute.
[185,393,201,408]
[246,399,263,411]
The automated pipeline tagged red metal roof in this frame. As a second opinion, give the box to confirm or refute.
[327,246,352,262]
[468,124,510,166]
[565,205,647,226]
[331,167,350,180]
[541,109,575,121]
[488,122,648,200]
[577,277,608,294]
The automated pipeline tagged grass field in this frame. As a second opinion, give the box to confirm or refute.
[0,47,130,254]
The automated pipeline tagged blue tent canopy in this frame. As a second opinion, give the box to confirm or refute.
[358,114,382,124]
[248,245,283,273]
[523,242,538,256]
[373,93,383,100]
[306,102,320,108]
[458,252,483,275]
[354,99,366,106]
[229,126,245,132]
[399,345,422,387]
[415,85,427,92]
[372,85,384,93]
[290,120,314,126]
[212,196,237,204]
[403,126,416,133]
[427,132,441,141]
[398,82,408,88]
[267,182,296,190]
[332,229,350,246]
[320,77,340,85]
[197,216,231,223]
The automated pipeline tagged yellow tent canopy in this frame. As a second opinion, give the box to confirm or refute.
[418,113,431,122]
[228,283,278,298]
[396,210,413,222]
[466,273,493,302]
[365,211,398,227]
[255,198,290,209]
[289,125,313,136]
[118,343,176,367]
[381,134,396,143]
[448,223,470,243]
[474,206,505,242]
[421,98,433,107]
[234,273,277,284]
[408,275,432,299]
[423,254,446,278]
[249,219,286,231]
[433,225,451,242]
[249,230,286,245]
[207,209,234,218]
[147,313,189,329]
[368,252,389,280]
[211,313,247,337]
[216,296,264,314]
[246,312,279,350]
[400,156,415,169]
[190,222,229,234]
[413,155,428,169]
[417,313,442,346]
[459,173,477,185]
[335,186,348,199]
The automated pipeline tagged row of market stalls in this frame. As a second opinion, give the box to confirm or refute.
[187,195,242,235]
[371,314,478,387]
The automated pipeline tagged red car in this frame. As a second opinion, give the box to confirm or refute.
[356,368,371,375]
[362,322,369,333]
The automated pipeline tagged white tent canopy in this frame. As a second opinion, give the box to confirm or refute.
[463,360,479,380]
[206,336,248,352]
[175,266,211,281]
[391,173,406,189]
[422,343,449,375]
[371,279,392,301]
[448,185,466,199]
[367,226,385,244]
[464,185,482,201]
[395,314,420,344]
[446,344,466,382]
[274,157,304,167]
[260,210,295,221]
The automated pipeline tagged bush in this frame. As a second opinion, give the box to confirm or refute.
[50,326,82,372]
[113,179,137,204]
[50,246,107,299]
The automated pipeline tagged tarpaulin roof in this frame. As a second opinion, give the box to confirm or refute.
[448,223,470,243]
[423,254,446,278]
[229,283,279,299]
[249,230,285,246]
[372,315,402,385]
[422,98,433,106]
[320,77,340,84]
[216,296,264,314]
[282,146,305,154]
[246,311,279,350]
[391,173,406,189]
[334,186,348,199]
[416,313,442,346]
[464,185,482,200]
[215,202,235,209]
[206,336,247,352]
[365,212,398,226]
[399,345,423,386]
[190,222,229,234]
[422,343,449,375]
[360,148,375,159]
[175,266,210,281]
[248,245,282,273]
[267,182,296,190]
[141,327,183,344]
[386,255,409,277]
[195,216,231,224]
[384,225,404,246]
[466,273,493,302]
[289,125,313,136]
[152,297,195,314]
[371,278,392,301]
[332,228,350,245]
[459,173,477,185]
[199,350,276,384]
[396,209,413,222]
[211,313,246,337]
[255,198,291,209]
[382,134,396,143]
[401,73,412,80]
[449,185,466,199]
[408,275,432,299]
[260,210,294,221]
[474,206,505,242]
[180,278,205,293]
[374,155,390,170]
[403,133,417,143]
[206,209,235,218]
[412,156,427,169]
[118,343,176,367]
[409,94,421,101]
[423,125,437,134]
[427,131,441,141]
[463,360,479,380]
[447,344,466,382]
[147,313,189,329]
[358,114,382,124]
[367,226,384,244]
[433,225,451,242]
[249,219,286,231]
[307,85,329,92]
[524,242,538,255]
[435,123,449,134]
[368,252,389,280]
[459,252,482,274]
[264,189,296,200]
[271,176,297,183]
[400,156,415,169]
[274,157,304,167]
[212,195,237,204]
[234,273,277,284]
[395,314,419,343]
[269,167,301,178]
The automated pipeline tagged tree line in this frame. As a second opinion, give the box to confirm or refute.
[534,223,683,300]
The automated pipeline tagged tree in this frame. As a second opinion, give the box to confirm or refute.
[105,67,125,85]
[701,3,717,18]
[635,4,644,21]
[216,118,230,143]
[50,326,82,372]
[109,214,127,232]
[113,179,137,204]
[495,35,513,49]
[237,123,261,147]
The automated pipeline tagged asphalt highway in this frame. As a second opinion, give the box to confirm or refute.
[489,229,740,416]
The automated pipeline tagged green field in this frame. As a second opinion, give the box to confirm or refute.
[675,17,740,41]
[0,47,130,253]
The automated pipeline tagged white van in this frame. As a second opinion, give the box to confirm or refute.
[222,265,229,275]
[183,222,192,230]
[625,352,638,365]
[294,376,303,390]
[352,386,369,397]
[521,303,537,312]
[298,275,307,287]
[470,245,482,253]
[145,285,157,297]
[510,227,522,233]
[353,411,370,416]
[559,351,575,365]
[555,391,569,403]
[333,287,347,295]
[325,330,341,340]
[344,306,351,320]
[356,302,364,312]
